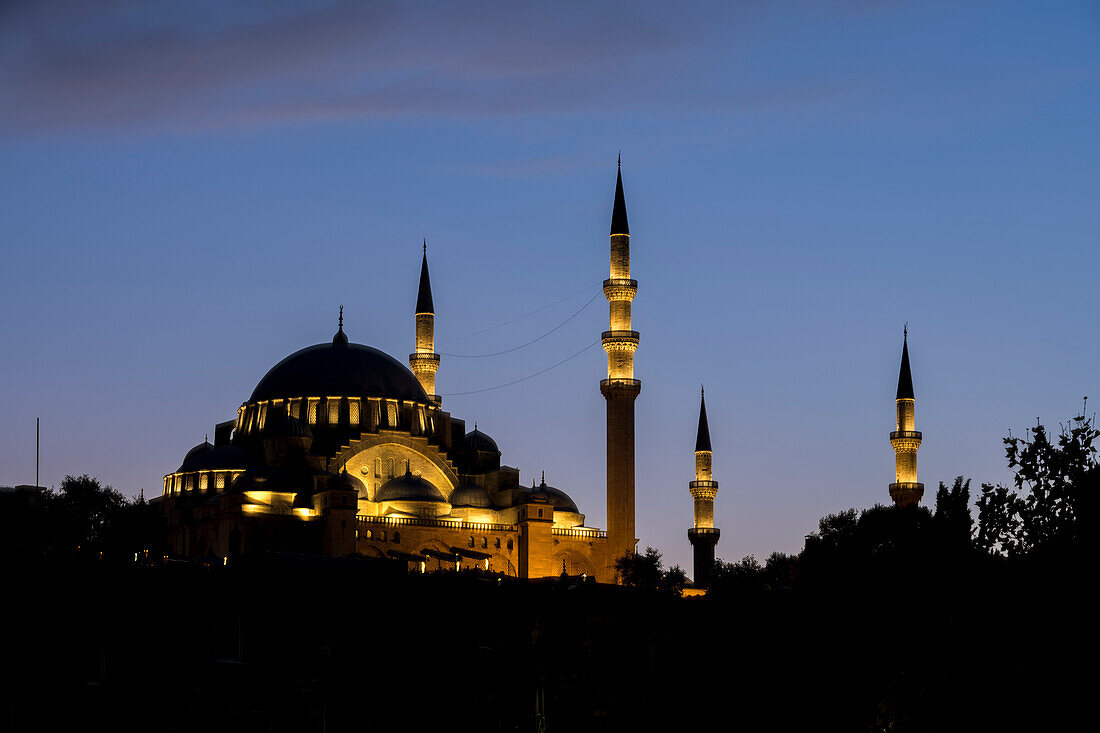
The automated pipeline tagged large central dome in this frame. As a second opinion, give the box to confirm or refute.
[249,335,429,404]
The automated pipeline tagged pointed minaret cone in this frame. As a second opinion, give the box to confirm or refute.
[409,243,441,404]
[889,328,923,506]
[688,387,720,588]
[601,157,641,581]
[610,156,629,236]
[416,241,434,315]
[695,388,712,453]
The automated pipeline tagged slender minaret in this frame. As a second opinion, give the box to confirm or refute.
[409,242,441,404]
[889,327,923,506]
[601,156,641,577]
[688,387,720,587]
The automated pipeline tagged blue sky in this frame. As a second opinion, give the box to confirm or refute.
[2,0,1098,570]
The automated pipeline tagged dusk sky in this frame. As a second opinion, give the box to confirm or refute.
[2,0,1098,571]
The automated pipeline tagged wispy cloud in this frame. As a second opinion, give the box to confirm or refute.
[0,0,690,133]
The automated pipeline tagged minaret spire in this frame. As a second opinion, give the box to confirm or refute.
[601,157,641,580]
[610,155,629,236]
[695,386,712,452]
[688,387,720,588]
[409,243,441,404]
[889,327,923,506]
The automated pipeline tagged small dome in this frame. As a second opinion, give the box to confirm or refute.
[177,441,213,472]
[328,469,364,493]
[176,442,248,473]
[376,468,445,503]
[532,476,579,514]
[449,481,493,508]
[464,428,499,454]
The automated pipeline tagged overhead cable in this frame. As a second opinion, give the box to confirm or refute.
[440,338,602,397]
[438,281,601,347]
[438,290,602,358]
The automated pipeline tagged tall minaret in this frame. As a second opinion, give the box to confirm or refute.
[409,242,441,404]
[601,156,641,576]
[889,327,923,506]
[688,387,720,587]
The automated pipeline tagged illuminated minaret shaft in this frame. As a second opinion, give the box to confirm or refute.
[688,388,720,587]
[409,242,441,404]
[889,328,923,506]
[601,157,641,576]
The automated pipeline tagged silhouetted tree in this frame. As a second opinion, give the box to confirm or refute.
[933,476,972,549]
[48,474,127,557]
[975,411,1097,556]
[614,547,685,593]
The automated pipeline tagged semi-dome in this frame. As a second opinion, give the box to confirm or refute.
[249,333,429,404]
[375,469,445,503]
[449,480,493,508]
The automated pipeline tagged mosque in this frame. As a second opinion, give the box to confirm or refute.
[157,162,924,585]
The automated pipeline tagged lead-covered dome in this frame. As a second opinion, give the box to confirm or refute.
[249,334,428,404]
[375,469,445,503]
[449,480,493,508]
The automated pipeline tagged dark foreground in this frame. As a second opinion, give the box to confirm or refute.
[0,555,1087,732]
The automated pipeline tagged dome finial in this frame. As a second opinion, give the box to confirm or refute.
[333,305,348,345]
[540,470,546,487]
[423,238,427,255]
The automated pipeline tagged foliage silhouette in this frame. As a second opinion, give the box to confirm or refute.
[614,546,685,594]
[975,412,1097,556]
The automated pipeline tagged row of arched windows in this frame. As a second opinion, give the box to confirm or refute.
[164,471,241,496]
[236,398,437,436]
[468,536,509,551]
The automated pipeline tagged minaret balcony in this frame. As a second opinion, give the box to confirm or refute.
[889,482,925,506]
[409,352,440,376]
[600,378,641,399]
[688,527,721,542]
[601,330,640,349]
[603,278,638,301]
[689,480,718,500]
[890,430,922,440]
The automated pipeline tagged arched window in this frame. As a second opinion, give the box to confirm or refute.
[380,530,387,542]
[290,400,301,420]
[307,400,319,425]
[386,401,398,427]
[349,399,360,425]
[480,537,488,549]
[393,531,400,544]
[328,399,340,424]
[374,458,382,478]
[386,458,395,478]
[199,473,209,492]
[494,538,501,549]
[507,538,514,551]
[468,536,475,548]
[215,473,226,490]
[364,529,372,539]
